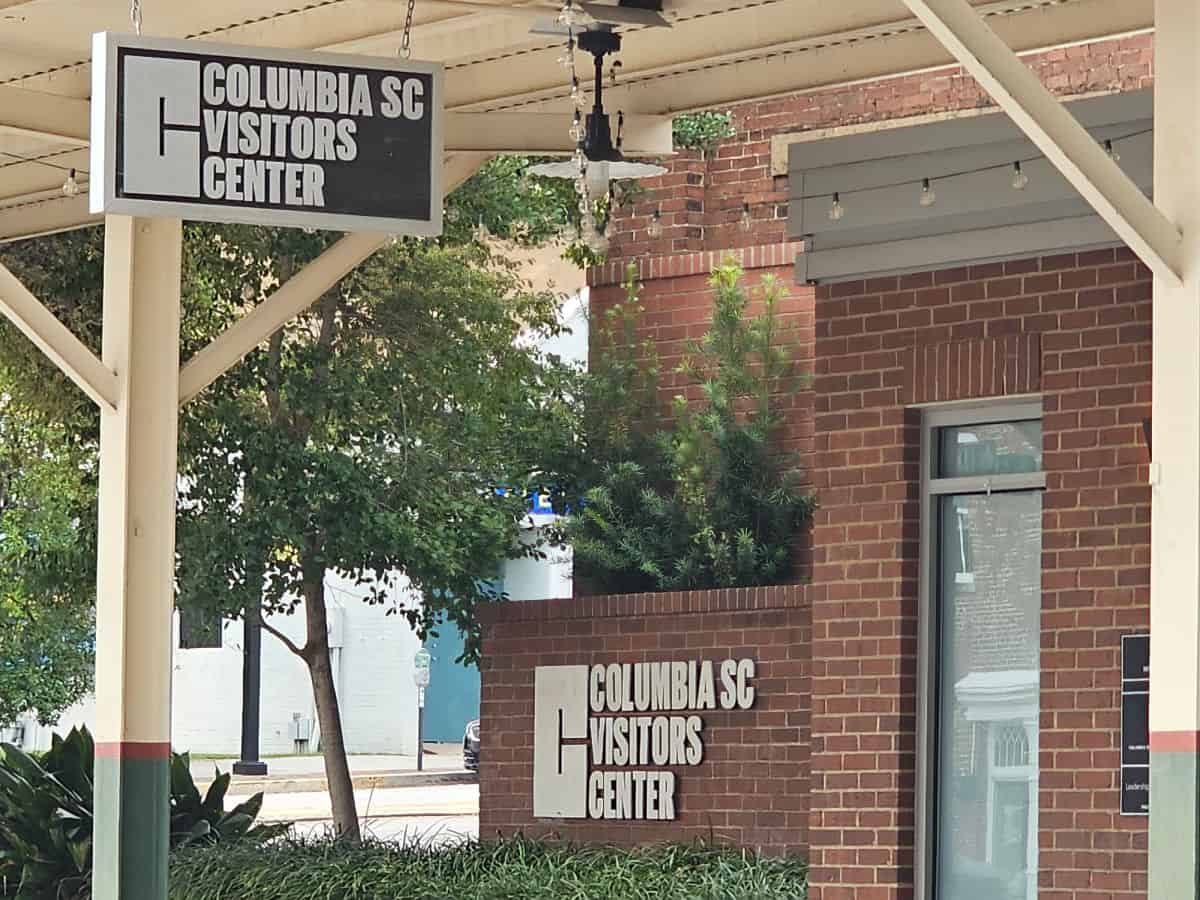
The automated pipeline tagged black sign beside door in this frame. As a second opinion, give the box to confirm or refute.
[1120,634,1150,815]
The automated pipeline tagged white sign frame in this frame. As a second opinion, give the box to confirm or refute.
[90,32,444,235]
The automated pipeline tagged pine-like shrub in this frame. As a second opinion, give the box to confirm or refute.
[566,258,815,593]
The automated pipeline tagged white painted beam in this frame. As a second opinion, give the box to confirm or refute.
[0,257,117,409]
[446,112,672,155]
[899,0,1181,283]
[178,232,386,405]
[0,85,90,143]
[0,99,671,156]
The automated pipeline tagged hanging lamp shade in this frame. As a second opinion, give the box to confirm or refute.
[528,29,666,190]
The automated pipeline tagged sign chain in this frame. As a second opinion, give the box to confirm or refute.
[130,0,142,35]
[400,0,415,58]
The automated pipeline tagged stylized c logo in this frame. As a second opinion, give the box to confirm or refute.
[121,55,201,199]
[533,665,588,818]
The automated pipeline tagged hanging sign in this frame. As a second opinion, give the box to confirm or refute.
[1120,634,1150,815]
[532,659,756,821]
[89,33,443,234]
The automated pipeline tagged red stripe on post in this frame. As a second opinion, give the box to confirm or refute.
[95,741,172,760]
[1149,731,1200,752]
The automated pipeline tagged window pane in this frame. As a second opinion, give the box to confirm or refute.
[936,491,1041,900]
[938,421,1042,478]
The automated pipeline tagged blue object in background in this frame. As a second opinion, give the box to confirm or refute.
[419,582,497,742]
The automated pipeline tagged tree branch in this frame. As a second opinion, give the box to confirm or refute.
[260,615,306,660]
[265,330,284,424]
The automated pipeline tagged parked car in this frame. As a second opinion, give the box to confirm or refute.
[463,719,480,770]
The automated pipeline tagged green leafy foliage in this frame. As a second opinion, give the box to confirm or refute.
[0,404,96,729]
[672,111,734,153]
[0,726,285,899]
[168,835,808,900]
[566,259,816,594]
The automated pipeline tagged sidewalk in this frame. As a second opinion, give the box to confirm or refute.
[191,743,475,795]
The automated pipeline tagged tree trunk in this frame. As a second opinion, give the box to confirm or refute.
[301,573,361,841]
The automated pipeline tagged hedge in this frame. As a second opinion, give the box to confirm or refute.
[168,836,808,900]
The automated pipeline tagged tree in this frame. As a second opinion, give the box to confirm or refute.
[565,260,817,593]
[0,413,96,727]
[174,233,575,837]
[0,160,581,839]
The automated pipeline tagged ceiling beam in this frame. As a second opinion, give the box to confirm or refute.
[0,85,90,143]
[447,0,1154,113]
[446,112,672,153]
[900,0,1180,283]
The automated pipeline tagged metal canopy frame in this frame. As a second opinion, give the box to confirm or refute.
[0,1,1197,898]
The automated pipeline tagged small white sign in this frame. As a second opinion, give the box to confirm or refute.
[532,659,756,821]
[90,33,444,235]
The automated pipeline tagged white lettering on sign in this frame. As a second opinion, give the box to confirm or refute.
[90,33,443,235]
[532,659,756,821]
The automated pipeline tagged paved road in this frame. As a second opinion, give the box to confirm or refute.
[232,782,480,846]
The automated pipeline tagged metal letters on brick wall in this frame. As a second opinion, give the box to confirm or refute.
[532,660,756,820]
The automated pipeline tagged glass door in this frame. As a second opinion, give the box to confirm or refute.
[920,407,1044,900]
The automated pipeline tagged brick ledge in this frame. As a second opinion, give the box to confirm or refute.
[478,583,807,624]
[587,241,806,288]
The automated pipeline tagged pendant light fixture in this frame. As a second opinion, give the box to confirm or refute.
[529,28,667,198]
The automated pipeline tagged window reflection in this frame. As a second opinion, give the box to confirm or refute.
[937,491,1041,900]
[938,421,1042,478]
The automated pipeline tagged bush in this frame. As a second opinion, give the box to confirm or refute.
[168,836,807,900]
[0,726,286,899]
[565,259,816,594]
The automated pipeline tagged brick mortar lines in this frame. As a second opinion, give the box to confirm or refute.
[479,584,808,624]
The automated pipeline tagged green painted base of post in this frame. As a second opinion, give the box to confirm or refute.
[94,743,171,900]
[1149,734,1200,899]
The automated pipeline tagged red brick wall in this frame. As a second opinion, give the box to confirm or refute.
[809,250,1152,900]
[478,586,811,853]
[594,33,1153,270]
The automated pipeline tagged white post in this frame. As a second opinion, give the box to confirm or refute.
[1149,0,1200,894]
[92,215,182,900]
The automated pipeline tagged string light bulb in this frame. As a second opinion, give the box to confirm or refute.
[1105,139,1121,163]
[1011,161,1029,191]
[557,36,576,69]
[570,76,587,109]
[557,0,580,27]
[739,201,753,233]
[828,192,845,222]
[241,283,257,302]
[569,110,585,142]
[61,169,80,197]
[648,207,663,238]
[920,178,937,208]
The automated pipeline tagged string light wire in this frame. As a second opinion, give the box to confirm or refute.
[798,126,1150,206]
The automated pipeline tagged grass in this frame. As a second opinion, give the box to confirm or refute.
[168,835,807,900]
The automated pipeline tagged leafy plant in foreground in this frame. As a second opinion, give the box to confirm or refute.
[168,835,808,900]
[0,726,286,899]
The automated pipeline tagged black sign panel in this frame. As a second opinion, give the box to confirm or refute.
[1120,634,1150,815]
[92,33,443,235]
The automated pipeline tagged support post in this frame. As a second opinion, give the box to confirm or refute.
[92,216,182,900]
[232,605,268,777]
[1149,1,1200,896]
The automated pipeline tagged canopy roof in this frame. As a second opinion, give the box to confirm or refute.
[0,0,1151,242]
